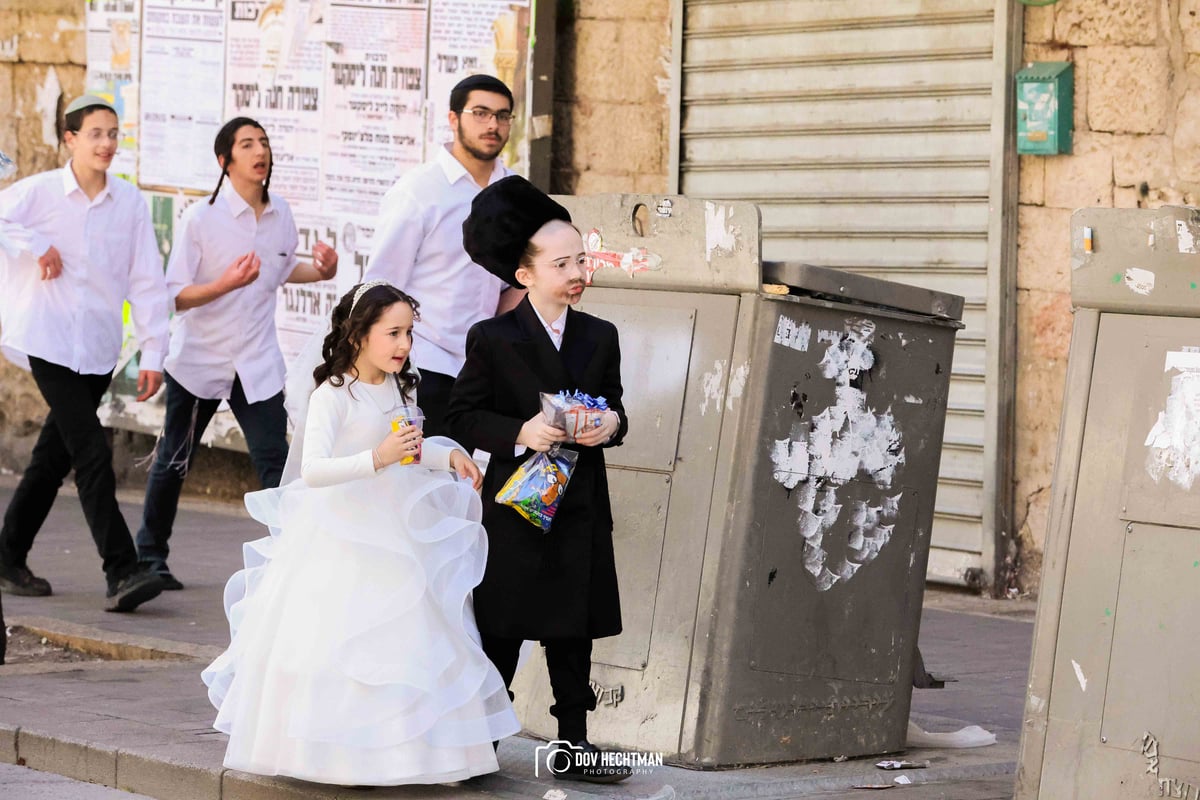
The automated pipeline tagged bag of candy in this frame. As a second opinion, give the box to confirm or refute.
[495,445,579,531]
[540,390,609,443]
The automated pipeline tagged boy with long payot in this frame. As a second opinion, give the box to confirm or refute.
[365,75,524,437]
[0,95,170,612]
[134,117,338,588]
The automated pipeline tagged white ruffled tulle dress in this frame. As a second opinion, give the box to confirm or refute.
[201,376,520,786]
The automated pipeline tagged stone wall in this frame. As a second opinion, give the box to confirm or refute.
[0,0,674,493]
[550,0,673,195]
[1016,0,1194,588]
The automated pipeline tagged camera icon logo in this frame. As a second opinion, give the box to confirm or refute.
[534,739,584,777]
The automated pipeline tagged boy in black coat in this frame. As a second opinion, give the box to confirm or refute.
[446,176,630,783]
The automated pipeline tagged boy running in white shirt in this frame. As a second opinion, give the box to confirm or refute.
[134,117,337,589]
[0,95,170,612]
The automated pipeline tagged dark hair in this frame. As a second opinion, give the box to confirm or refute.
[449,74,513,114]
[209,117,271,205]
[63,104,116,135]
[314,283,421,402]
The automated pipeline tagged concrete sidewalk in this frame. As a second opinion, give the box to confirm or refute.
[0,482,1032,799]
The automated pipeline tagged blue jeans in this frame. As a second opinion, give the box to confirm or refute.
[135,372,287,570]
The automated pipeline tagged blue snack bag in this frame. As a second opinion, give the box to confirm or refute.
[495,445,579,531]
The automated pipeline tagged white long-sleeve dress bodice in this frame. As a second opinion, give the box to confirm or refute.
[201,375,519,786]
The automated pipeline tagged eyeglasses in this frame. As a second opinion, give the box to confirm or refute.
[463,107,514,125]
[80,129,119,142]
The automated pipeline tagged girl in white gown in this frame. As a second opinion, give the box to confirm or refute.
[201,280,520,786]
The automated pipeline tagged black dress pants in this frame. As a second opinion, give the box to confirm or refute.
[0,357,139,589]
[481,633,597,744]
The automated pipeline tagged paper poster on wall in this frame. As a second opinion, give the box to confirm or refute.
[85,0,141,182]
[225,0,325,217]
[89,0,547,450]
[274,212,376,367]
[276,214,338,367]
[426,1,531,173]
[320,0,428,216]
[139,0,227,191]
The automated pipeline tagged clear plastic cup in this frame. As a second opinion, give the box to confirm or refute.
[390,406,424,465]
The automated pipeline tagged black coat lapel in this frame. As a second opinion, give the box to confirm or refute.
[513,297,574,390]
[560,307,597,386]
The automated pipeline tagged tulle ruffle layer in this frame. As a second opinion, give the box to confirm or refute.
[201,455,519,785]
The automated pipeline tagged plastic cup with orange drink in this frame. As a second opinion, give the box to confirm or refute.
[390,407,424,465]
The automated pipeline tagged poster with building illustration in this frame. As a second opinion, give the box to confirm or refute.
[224,0,325,217]
[85,0,141,181]
[426,1,530,173]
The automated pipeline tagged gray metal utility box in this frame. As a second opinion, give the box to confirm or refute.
[510,194,963,765]
[1018,207,1200,799]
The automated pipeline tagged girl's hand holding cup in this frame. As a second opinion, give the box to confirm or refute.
[375,423,422,469]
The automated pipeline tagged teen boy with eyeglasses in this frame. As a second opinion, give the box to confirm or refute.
[364,74,523,436]
[0,95,170,612]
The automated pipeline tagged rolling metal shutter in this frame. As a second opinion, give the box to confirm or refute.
[677,0,1013,585]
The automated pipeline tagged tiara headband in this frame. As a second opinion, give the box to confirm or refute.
[349,280,391,316]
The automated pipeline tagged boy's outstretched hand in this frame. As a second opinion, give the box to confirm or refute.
[311,241,338,280]
[136,370,163,401]
[449,450,483,490]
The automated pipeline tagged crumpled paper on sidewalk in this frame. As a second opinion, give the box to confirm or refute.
[906,720,996,748]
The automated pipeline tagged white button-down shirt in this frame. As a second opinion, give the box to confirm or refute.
[365,144,511,377]
[163,186,300,403]
[531,304,568,351]
[0,163,168,375]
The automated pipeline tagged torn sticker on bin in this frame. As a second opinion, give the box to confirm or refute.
[1123,267,1155,296]
[774,315,811,352]
[767,318,905,593]
[1144,348,1200,490]
[704,201,738,263]
[583,229,663,283]
[1178,220,1200,254]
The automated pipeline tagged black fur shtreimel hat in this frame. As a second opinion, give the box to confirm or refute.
[462,175,572,287]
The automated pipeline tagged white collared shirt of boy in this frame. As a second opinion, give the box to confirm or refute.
[0,162,168,374]
[163,186,301,403]
[366,143,512,378]
[514,304,568,456]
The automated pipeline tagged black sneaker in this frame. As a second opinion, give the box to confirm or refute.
[551,740,633,784]
[157,571,184,591]
[104,567,166,612]
[140,561,184,591]
[0,563,52,596]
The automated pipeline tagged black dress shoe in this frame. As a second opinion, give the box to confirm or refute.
[105,566,166,612]
[0,563,52,596]
[551,740,632,784]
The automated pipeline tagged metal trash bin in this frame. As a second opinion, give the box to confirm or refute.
[1017,207,1200,799]
[507,195,963,765]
